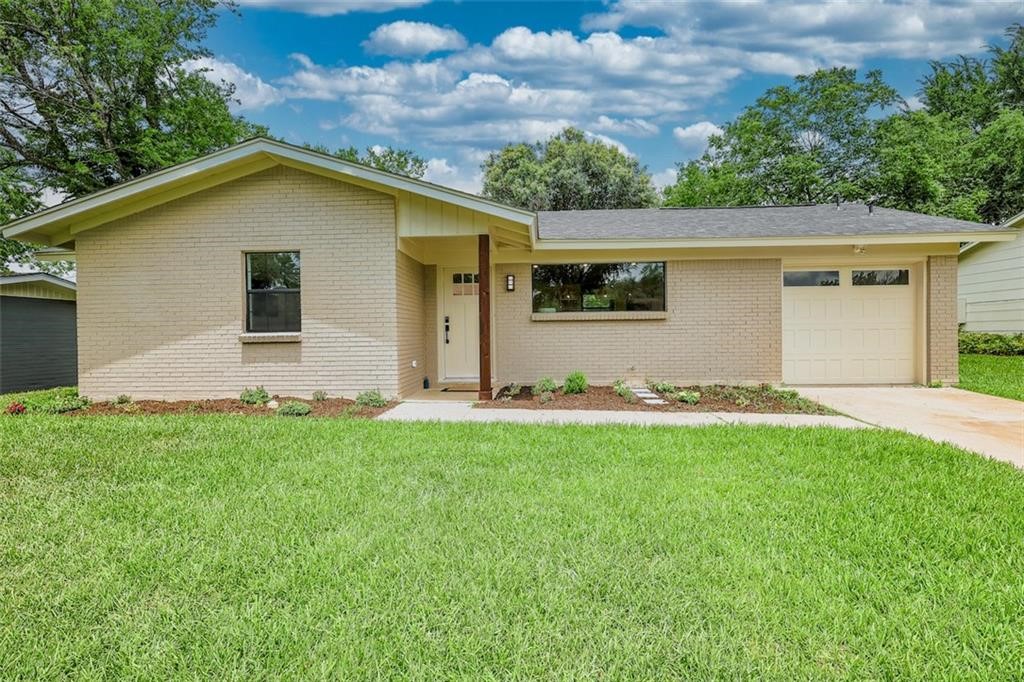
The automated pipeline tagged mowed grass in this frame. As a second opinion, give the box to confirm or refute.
[2,416,1023,679]
[958,353,1024,401]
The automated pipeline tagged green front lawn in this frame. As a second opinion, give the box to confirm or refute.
[958,353,1024,401]
[2,416,1023,678]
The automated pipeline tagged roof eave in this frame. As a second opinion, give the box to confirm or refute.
[535,230,1019,250]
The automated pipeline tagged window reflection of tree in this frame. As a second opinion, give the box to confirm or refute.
[532,263,665,312]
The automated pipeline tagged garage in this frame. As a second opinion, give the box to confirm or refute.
[782,266,919,384]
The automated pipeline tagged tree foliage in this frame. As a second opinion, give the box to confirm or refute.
[666,25,1024,225]
[299,143,426,178]
[0,0,265,273]
[482,127,658,210]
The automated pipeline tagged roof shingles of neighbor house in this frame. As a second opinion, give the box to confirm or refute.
[536,203,1007,240]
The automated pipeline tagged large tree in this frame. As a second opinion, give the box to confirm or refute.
[0,0,265,273]
[481,127,658,211]
[665,68,901,208]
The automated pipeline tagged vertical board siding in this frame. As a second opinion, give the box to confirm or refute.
[0,297,77,393]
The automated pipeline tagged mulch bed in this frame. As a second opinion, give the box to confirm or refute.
[74,397,395,419]
[477,385,832,414]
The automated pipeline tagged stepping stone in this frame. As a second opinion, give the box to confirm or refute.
[643,398,668,405]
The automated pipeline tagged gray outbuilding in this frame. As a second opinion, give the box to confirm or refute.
[0,273,77,394]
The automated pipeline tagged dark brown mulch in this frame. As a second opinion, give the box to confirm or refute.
[477,385,832,414]
[74,397,396,419]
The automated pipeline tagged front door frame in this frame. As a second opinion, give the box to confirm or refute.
[437,265,480,382]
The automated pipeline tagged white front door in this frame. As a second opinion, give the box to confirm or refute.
[442,268,479,380]
[783,266,918,384]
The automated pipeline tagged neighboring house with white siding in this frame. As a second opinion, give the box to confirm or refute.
[958,214,1024,334]
[1,138,1018,400]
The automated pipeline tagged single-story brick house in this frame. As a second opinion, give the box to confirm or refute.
[2,138,1017,400]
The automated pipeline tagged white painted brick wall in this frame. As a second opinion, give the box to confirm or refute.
[76,165,401,400]
[493,259,783,386]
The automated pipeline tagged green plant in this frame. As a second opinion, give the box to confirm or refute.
[112,394,132,406]
[649,381,676,394]
[612,379,630,397]
[538,391,554,404]
[355,389,387,408]
[42,394,90,414]
[563,371,588,395]
[532,377,558,395]
[506,383,522,397]
[277,401,312,417]
[675,390,701,405]
[239,386,271,405]
[185,402,201,414]
[958,331,1024,356]
[929,380,944,388]
[312,390,328,402]
[734,396,751,408]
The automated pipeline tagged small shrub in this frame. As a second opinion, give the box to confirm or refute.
[312,390,328,402]
[734,396,751,408]
[355,389,387,408]
[6,402,26,415]
[506,383,522,397]
[675,390,701,405]
[44,395,90,414]
[929,380,944,388]
[532,377,558,395]
[240,386,270,405]
[649,381,676,394]
[613,379,631,397]
[111,394,132,406]
[959,331,1024,356]
[563,371,588,395]
[277,400,311,417]
[538,390,554,404]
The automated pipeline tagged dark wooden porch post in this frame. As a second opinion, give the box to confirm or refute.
[478,233,492,400]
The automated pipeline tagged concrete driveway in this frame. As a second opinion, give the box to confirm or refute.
[800,386,1024,467]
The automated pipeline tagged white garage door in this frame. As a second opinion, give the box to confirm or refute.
[783,267,917,384]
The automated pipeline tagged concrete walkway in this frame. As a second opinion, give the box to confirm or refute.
[378,400,867,429]
[799,386,1024,467]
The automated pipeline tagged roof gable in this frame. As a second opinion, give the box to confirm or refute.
[1,138,534,247]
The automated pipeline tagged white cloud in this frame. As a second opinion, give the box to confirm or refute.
[904,95,925,111]
[590,115,659,137]
[673,121,723,156]
[584,131,632,156]
[235,0,426,16]
[583,1,1020,69]
[243,2,1018,174]
[363,21,467,57]
[650,167,678,190]
[422,157,483,193]
[184,57,283,110]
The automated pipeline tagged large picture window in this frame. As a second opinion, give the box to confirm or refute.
[532,262,666,313]
[246,252,301,332]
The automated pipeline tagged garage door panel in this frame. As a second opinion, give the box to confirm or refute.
[783,267,917,384]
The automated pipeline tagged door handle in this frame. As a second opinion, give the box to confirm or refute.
[444,315,450,344]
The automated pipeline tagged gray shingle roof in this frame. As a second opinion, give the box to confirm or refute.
[536,203,1005,240]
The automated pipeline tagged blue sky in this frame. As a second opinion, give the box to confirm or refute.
[193,0,1024,193]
